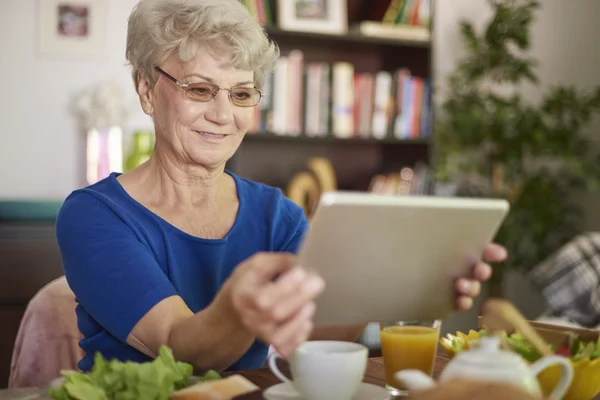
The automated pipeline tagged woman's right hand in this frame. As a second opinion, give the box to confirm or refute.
[218,252,325,358]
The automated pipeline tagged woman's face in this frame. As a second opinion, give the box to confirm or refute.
[145,47,255,170]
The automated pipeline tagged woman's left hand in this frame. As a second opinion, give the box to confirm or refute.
[455,243,507,311]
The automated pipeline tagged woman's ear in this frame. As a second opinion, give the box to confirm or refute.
[137,72,154,115]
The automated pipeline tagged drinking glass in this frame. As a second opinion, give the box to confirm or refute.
[379,319,442,396]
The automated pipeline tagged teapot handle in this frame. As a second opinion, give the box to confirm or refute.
[529,355,574,400]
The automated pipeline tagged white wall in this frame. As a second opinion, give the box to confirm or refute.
[0,0,151,199]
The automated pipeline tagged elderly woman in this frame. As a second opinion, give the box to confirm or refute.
[55,0,506,373]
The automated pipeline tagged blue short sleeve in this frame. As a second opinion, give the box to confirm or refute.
[55,191,178,343]
[281,216,309,253]
[278,198,310,254]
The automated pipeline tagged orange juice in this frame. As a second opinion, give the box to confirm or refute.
[380,325,440,390]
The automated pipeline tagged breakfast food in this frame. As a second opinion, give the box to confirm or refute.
[405,379,543,400]
[438,300,600,400]
[48,346,221,400]
[481,299,555,357]
[441,329,600,362]
[440,329,600,400]
[169,375,259,400]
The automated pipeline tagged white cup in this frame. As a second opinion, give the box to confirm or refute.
[268,340,368,400]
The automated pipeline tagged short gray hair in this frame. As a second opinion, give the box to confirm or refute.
[126,0,279,90]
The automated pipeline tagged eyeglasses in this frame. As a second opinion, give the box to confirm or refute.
[155,66,262,107]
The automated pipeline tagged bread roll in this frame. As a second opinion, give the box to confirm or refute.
[169,375,259,400]
[405,379,544,400]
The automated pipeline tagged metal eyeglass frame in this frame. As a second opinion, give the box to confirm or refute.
[154,66,262,107]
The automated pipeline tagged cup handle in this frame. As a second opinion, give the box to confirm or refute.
[529,355,574,400]
[268,352,292,383]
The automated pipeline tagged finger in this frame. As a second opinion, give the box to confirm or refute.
[456,279,481,297]
[238,269,318,338]
[456,296,473,311]
[271,304,315,357]
[247,252,297,283]
[258,269,325,321]
[270,271,324,322]
[277,320,313,359]
[473,262,492,281]
[482,243,507,263]
[235,254,297,312]
[254,267,307,310]
[239,311,277,342]
[241,308,276,337]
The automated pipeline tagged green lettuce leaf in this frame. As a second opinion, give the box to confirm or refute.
[47,345,219,400]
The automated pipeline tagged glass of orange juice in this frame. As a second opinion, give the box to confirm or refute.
[379,320,442,396]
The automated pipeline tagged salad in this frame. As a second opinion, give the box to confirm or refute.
[48,345,220,400]
[440,329,600,363]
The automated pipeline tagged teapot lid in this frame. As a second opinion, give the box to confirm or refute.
[453,335,527,369]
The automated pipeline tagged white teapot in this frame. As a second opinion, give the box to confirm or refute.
[395,336,574,400]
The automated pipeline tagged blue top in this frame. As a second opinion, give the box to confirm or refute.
[55,171,309,372]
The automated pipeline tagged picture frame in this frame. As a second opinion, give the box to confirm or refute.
[277,0,348,35]
[36,0,109,59]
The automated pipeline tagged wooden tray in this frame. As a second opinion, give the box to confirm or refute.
[476,316,599,347]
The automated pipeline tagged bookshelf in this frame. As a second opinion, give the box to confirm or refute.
[228,0,434,195]
[244,131,430,145]
[263,26,430,49]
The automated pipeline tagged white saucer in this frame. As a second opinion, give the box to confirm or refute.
[263,381,390,400]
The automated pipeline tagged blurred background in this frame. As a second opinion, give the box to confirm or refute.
[1,0,600,388]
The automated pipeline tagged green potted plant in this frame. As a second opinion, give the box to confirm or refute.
[434,0,600,296]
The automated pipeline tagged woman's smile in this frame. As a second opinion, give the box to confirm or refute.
[193,130,231,142]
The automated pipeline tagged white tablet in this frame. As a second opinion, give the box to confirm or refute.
[296,191,510,327]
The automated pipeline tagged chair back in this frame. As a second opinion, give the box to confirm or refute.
[8,276,83,388]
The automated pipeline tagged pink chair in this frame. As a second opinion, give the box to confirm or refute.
[9,276,279,384]
[8,276,83,388]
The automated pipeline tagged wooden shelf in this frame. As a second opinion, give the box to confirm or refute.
[232,7,435,190]
[265,26,430,49]
[244,132,430,145]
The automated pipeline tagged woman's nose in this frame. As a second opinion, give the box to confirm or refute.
[205,90,234,125]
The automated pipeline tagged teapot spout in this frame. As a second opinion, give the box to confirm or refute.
[395,369,436,391]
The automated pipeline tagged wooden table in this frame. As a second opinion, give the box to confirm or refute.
[225,355,449,399]
[0,356,449,400]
